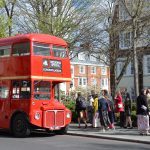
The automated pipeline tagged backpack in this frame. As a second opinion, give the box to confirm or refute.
[78,96,87,109]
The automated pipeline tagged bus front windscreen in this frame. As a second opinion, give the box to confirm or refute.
[52,46,67,58]
[34,80,51,100]
[33,42,50,56]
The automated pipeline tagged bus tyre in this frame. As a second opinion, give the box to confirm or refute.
[55,125,68,135]
[12,114,31,137]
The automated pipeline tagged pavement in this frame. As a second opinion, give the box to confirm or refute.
[67,123,150,144]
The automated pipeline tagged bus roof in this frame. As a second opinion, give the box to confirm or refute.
[0,33,67,46]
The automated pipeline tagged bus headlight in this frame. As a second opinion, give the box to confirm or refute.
[66,112,71,119]
[34,112,40,120]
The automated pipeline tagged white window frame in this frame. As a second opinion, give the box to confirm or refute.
[119,2,131,21]
[91,78,97,86]
[78,77,87,87]
[71,65,74,78]
[91,66,96,74]
[79,65,85,74]
[90,54,97,62]
[101,67,107,75]
[147,57,150,74]
[78,52,86,60]
[101,78,108,87]
[144,55,150,75]
[130,62,134,75]
[119,31,132,49]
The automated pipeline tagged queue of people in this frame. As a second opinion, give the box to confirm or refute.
[75,88,150,135]
[75,90,115,131]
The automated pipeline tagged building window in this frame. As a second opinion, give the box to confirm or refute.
[147,57,150,74]
[131,62,134,74]
[119,31,132,49]
[119,3,130,20]
[90,54,97,61]
[69,51,74,59]
[78,77,87,86]
[91,66,96,74]
[91,78,97,86]
[78,52,86,60]
[117,62,123,76]
[130,87,135,100]
[79,65,85,74]
[101,67,107,75]
[71,66,74,77]
[101,78,108,87]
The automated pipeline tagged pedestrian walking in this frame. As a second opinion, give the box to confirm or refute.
[98,90,111,131]
[146,89,150,109]
[75,92,88,128]
[137,89,150,135]
[107,96,115,130]
[93,94,100,128]
[114,90,124,128]
[124,92,133,129]
[87,94,94,125]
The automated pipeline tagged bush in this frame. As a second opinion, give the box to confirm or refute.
[62,97,77,122]
[132,103,136,111]
[131,110,137,127]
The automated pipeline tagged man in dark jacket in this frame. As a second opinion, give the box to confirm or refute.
[98,90,111,131]
[136,89,150,135]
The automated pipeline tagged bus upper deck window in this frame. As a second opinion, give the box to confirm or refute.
[12,42,30,56]
[0,46,11,57]
[33,42,50,56]
[52,46,67,58]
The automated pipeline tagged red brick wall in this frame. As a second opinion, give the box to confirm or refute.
[65,64,110,94]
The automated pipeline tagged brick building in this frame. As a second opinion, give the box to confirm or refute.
[60,50,110,96]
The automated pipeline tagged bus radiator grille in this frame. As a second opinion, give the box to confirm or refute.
[44,110,64,129]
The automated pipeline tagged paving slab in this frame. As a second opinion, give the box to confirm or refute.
[68,124,150,144]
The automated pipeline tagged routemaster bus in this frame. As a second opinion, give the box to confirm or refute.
[0,33,72,137]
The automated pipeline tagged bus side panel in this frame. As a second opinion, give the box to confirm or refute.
[0,80,11,129]
[0,57,30,77]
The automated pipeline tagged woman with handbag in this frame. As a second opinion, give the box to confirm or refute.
[115,90,124,128]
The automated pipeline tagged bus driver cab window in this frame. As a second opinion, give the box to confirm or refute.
[34,81,51,100]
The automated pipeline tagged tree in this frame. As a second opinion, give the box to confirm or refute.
[0,0,17,36]
[86,0,150,98]
[16,0,97,48]
[115,0,150,97]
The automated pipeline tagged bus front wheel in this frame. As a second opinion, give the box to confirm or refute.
[12,114,31,137]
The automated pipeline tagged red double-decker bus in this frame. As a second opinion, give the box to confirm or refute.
[0,33,72,137]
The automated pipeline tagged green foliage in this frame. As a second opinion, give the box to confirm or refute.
[0,0,4,8]
[0,16,7,37]
[63,98,75,111]
[131,110,137,127]
[62,96,77,122]
[132,103,136,111]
